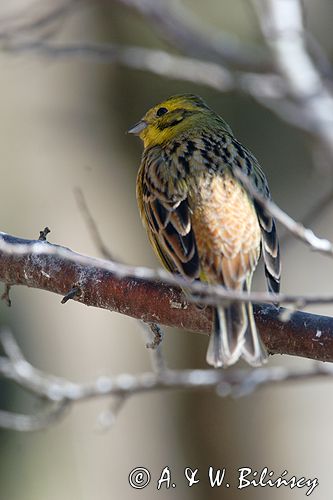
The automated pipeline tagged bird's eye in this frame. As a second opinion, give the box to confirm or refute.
[156,107,168,117]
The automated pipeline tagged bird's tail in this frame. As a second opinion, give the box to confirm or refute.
[206,303,246,367]
[241,299,268,366]
[206,295,267,368]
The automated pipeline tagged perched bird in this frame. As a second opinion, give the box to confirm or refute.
[129,94,280,368]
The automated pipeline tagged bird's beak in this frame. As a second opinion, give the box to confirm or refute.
[127,120,148,135]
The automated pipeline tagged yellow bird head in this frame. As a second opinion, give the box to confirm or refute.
[128,93,231,148]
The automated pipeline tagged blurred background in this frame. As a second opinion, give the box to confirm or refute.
[0,0,332,498]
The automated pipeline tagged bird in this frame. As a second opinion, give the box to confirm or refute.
[128,93,280,368]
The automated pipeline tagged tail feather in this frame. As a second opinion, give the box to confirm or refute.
[206,308,224,368]
[241,300,268,366]
[206,304,247,368]
[206,301,267,368]
[222,302,247,363]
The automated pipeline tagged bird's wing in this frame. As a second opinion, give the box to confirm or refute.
[220,136,281,293]
[137,150,200,280]
[254,199,281,293]
[235,145,281,293]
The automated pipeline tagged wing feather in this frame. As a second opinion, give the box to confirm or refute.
[229,139,281,294]
[254,201,281,293]
[137,151,200,280]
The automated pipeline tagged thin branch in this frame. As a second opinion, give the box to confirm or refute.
[96,396,127,431]
[0,402,70,432]
[111,0,272,72]
[0,0,79,40]
[141,322,167,374]
[0,0,272,73]
[281,186,333,246]
[1,327,333,431]
[233,168,333,256]
[0,38,324,141]
[1,0,332,162]
[38,226,50,241]
[74,188,168,373]
[1,284,11,307]
[1,37,291,100]
[74,188,115,261]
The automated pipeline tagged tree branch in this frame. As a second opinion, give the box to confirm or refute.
[0,0,79,41]
[1,0,333,433]
[2,1,331,149]
[233,168,333,256]
[1,232,333,362]
[253,0,333,161]
[1,326,333,431]
[2,39,286,99]
[0,0,272,72]
[111,0,273,72]
[1,0,332,160]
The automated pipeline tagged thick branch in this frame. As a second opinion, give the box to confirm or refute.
[254,0,333,160]
[1,232,333,362]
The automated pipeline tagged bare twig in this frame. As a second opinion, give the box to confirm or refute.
[0,0,332,162]
[141,322,167,374]
[145,323,164,350]
[74,187,116,261]
[74,189,168,373]
[233,168,333,256]
[0,39,252,95]
[0,402,70,432]
[0,37,326,148]
[0,0,272,73]
[1,327,333,431]
[61,286,81,304]
[96,395,128,431]
[0,0,79,41]
[1,284,12,307]
[111,0,272,72]
[38,227,50,241]
[281,186,333,246]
